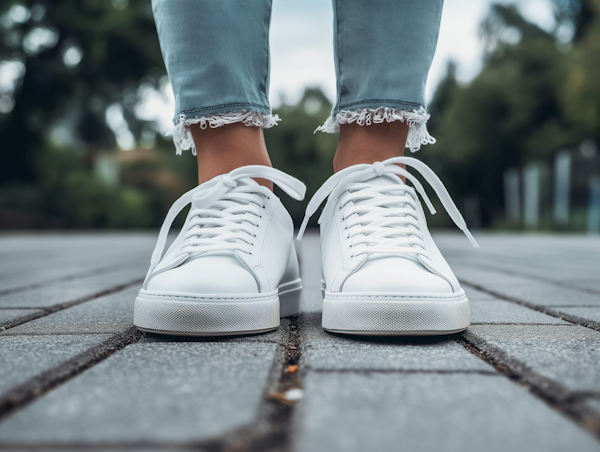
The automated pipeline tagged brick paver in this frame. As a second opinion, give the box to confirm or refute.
[0,232,599,451]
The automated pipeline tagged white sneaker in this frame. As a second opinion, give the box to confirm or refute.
[297,157,478,336]
[134,166,306,336]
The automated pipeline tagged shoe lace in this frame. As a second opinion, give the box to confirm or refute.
[147,166,306,276]
[297,157,478,259]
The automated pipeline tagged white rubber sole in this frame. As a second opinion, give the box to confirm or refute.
[322,290,470,336]
[134,279,301,336]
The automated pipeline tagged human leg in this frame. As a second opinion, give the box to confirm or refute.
[153,0,276,186]
[325,0,442,171]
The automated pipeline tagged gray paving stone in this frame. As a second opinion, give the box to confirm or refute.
[556,307,600,323]
[0,257,148,292]
[0,334,111,394]
[439,233,600,286]
[470,301,569,324]
[445,254,597,284]
[2,287,139,335]
[0,234,153,290]
[454,266,600,307]
[568,280,600,292]
[585,399,600,418]
[300,313,492,371]
[295,372,599,452]
[469,325,600,392]
[0,341,278,443]
[298,231,323,313]
[0,309,42,324]
[464,286,498,302]
[0,267,144,308]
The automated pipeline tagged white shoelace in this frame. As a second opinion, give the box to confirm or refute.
[297,157,478,259]
[147,166,306,276]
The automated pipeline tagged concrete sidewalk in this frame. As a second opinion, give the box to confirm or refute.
[0,232,599,451]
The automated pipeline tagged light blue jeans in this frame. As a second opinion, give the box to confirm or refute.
[152,0,443,155]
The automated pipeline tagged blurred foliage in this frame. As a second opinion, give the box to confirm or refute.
[266,88,337,224]
[422,0,600,227]
[0,0,164,184]
[0,0,599,229]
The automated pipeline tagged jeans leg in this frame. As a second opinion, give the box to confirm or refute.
[319,0,443,152]
[152,0,276,155]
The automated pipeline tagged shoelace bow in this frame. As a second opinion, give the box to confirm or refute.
[148,166,306,276]
[297,157,478,259]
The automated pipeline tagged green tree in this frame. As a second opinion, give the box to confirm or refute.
[266,88,338,225]
[0,0,165,184]
[423,4,578,227]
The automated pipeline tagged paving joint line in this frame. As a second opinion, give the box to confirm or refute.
[0,261,146,297]
[456,330,600,440]
[185,315,304,452]
[0,326,144,422]
[460,280,600,333]
[0,312,303,451]
[1,317,307,451]
[448,258,600,295]
[0,442,200,451]
[0,279,144,333]
[309,368,498,375]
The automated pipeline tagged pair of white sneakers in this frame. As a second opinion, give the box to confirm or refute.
[133,157,478,336]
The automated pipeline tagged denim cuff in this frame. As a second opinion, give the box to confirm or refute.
[315,105,435,153]
[168,107,279,156]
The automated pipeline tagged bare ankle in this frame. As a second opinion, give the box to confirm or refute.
[333,122,408,173]
[191,123,273,189]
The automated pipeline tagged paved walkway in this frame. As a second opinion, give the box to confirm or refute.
[0,232,599,451]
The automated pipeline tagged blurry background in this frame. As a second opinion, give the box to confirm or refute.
[0,0,599,232]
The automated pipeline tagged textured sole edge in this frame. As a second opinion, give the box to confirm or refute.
[324,327,467,336]
[322,294,470,336]
[133,285,301,336]
[134,297,280,336]
[136,326,279,337]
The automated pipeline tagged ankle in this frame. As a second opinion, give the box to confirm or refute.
[192,123,273,190]
[333,122,408,172]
